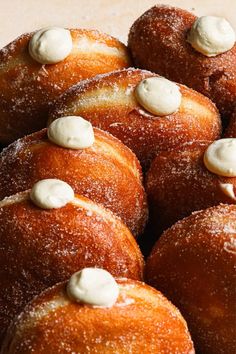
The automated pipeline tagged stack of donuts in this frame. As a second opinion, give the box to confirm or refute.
[0,5,235,354]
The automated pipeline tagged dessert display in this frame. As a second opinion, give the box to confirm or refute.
[0,116,147,236]
[0,180,143,342]
[0,27,130,145]
[0,3,235,352]
[146,204,236,354]
[2,268,194,354]
[49,68,221,168]
[128,5,236,119]
[146,138,236,233]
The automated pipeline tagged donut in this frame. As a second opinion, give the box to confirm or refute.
[128,5,236,119]
[146,139,236,234]
[0,181,143,342]
[2,269,194,353]
[146,204,236,354]
[225,106,236,137]
[48,68,221,169]
[0,117,147,236]
[0,28,130,145]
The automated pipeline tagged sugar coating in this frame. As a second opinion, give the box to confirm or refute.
[146,141,236,233]
[0,191,144,341]
[128,5,236,117]
[0,127,148,237]
[0,29,130,143]
[2,280,194,353]
[147,204,236,353]
[49,67,221,169]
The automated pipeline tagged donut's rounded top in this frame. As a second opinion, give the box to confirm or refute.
[30,179,74,209]
[29,27,73,64]
[204,138,236,177]
[1,277,194,354]
[47,116,95,149]
[67,268,119,307]
[135,77,182,116]
[187,16,235,57]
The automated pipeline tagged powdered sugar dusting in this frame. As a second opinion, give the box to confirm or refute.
[0,191,143,341]
[2,279,193,353]
[0,29,130,144]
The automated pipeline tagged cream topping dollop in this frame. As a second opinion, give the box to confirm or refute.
[29,27,73,64]
[219,183,236,201]
[67,268,119,307]
[204,139,236,177]
[47,116,94,149]
[187,16,235,57]
[30,179,74,209]
[135,77,182,116]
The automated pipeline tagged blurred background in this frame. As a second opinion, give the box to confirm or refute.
[0,0,235,48]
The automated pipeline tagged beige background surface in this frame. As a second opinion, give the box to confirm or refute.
[0,0,236,48]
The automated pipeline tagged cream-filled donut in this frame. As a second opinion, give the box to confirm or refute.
[146,141,236,234]
[0,29,131,145]
[49,68,221,169]
[128,6,236,118]
[0,188,144,342]
[1,275,194,354]
[0,125,147,236]
[146,204,236,354]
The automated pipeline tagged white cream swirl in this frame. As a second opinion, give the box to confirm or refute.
[67,268,119,307]
[135,77,182,116]
[187,16,235,57]
[29,27,73,64]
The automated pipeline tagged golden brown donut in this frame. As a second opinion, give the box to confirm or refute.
[146,204,236,354]
[224,106,236,137]
[128,5,236,119]
[2,276,194,353]
[0,126,147,237]
[48,68,221,169]
[146,140,236,234]
[0,191,143,343]
[0,29,130,145]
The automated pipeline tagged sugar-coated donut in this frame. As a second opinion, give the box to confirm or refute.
[0,28,130,145]
[0,125,147,236]
[225,106,236,138]
[128,5,236,119]
[146,204,236,354]
[48,68,221,169]
[0,190,143,342]
[146,140,236,234]
[2,276,194,354]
